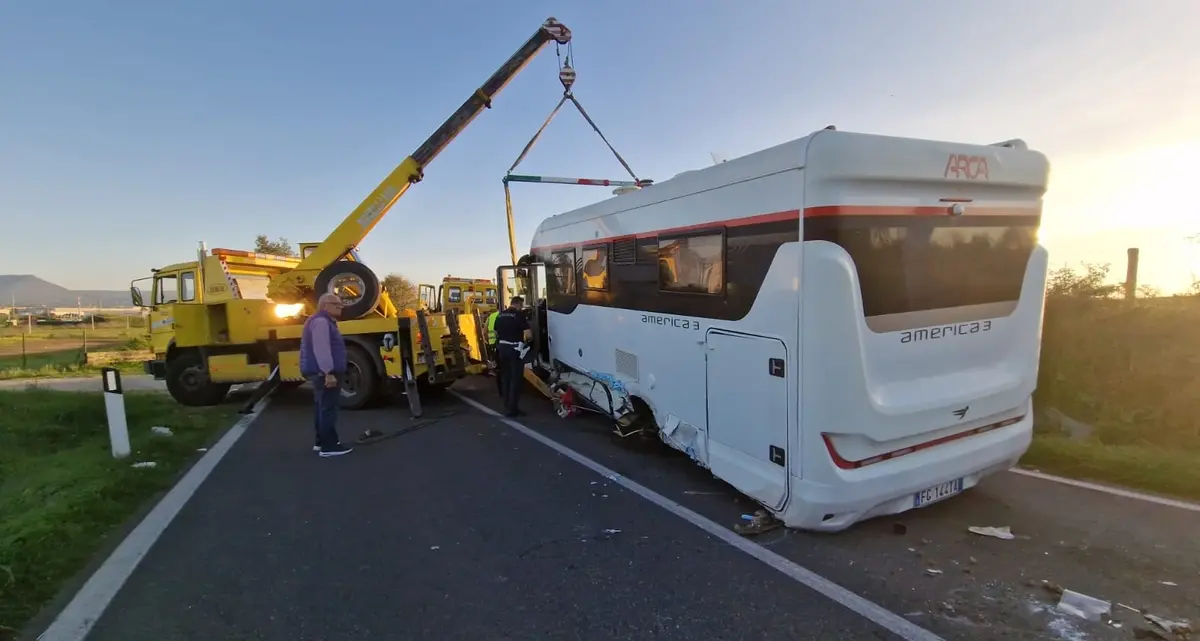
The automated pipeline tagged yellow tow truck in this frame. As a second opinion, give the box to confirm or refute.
[418,276,498,315]
[129,17,573,415]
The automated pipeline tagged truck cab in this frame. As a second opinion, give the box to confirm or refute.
[419,276,498,314]
[130,261,199,377]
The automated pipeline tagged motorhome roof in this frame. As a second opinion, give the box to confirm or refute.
[532,128,1045,236]
[535,131,816,234]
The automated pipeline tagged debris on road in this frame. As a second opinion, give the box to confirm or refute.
[1141,614,1192,639]
[734,510,781,536]
[926,568,943,576]
[968,525,1015,540]
[131,461,157,469]
[893,522,908,535]
[1056,588,1111,621]
[150,426,173,436]
[602,528,622,535]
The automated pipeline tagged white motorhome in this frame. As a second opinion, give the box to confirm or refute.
[495,128,1050,532]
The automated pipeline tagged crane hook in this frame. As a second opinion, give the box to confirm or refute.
[558,63,576,93]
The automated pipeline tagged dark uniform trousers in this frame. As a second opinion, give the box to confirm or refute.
[497,342,524,414]
[493,307,530,415]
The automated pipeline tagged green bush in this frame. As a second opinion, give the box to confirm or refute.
[1036,261,1200,452]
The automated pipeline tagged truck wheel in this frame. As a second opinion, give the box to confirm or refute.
[165,350,231,407]
[338,345,379,410]
[314,261,382,320]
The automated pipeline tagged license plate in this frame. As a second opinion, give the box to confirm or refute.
[913,478,964,508]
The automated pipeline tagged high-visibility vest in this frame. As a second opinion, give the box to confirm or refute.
[486,310,500,343]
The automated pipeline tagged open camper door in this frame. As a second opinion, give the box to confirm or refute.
[496,263,550,367]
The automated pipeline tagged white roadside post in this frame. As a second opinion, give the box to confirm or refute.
[102,367,131,459]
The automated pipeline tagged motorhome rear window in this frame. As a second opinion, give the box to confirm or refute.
[807,215,1038,317]
[549,249,577,296]
[659,232,725,294]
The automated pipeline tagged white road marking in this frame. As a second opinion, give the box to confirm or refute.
[38,400,271,641]
[1008,468,1200,513]
[451,392,944,641]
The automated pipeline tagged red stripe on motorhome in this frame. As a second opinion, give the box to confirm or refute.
[821,415,1026,470]
[804,204,1041,218]
[529,204,1039,252]
[532,209,800,252]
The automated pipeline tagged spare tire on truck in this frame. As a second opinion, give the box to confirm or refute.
[313,260,382,320]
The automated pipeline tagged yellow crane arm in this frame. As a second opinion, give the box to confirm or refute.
[268,17,572,305]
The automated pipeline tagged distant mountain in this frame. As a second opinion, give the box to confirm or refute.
[0,275,131,309]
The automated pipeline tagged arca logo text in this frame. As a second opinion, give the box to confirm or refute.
[944,154,989,180]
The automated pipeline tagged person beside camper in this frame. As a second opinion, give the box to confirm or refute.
[486,307,502,396]
[493,295,531,417]
[299,293,352,458]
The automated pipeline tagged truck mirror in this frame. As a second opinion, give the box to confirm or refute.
[130,286,144,308]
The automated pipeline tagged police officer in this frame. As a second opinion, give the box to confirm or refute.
[493,295,531,417]
[486,307,502,396]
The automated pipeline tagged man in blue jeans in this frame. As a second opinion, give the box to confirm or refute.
[299,293,352,457]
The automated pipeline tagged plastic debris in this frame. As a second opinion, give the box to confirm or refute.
[602,528,622,535]
[1056,589,1112,621]
[150,426,173,436]
[430,546,440,550]
[734,510,782,536]
[1143,614,1192,639]
[1160,581,1178,587]
[968,525,1015,540]
[131,461,157,469]
[926,569,943,576]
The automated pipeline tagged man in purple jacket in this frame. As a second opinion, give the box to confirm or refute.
[299,293,352,457]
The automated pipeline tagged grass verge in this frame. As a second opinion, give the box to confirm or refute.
[1022,434,1200,503]
[0,389,236,639]
[0,358,143,381]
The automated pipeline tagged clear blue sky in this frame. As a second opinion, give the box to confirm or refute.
[3,0,1198,292]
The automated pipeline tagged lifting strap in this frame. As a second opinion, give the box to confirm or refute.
[502,41,651,264]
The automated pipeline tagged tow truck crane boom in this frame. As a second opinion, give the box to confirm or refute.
[268,17,572,307]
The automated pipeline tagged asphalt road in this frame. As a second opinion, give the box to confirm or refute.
[81,386,899,641]
[68,377,1198,641]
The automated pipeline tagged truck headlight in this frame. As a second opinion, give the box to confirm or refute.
[273,303,305,318]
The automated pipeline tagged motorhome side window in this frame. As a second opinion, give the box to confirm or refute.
[155,274,178,305]
[658,232,725,295]
[180,272,196,302]
[549,249,577,296]
[580,244,609,291]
